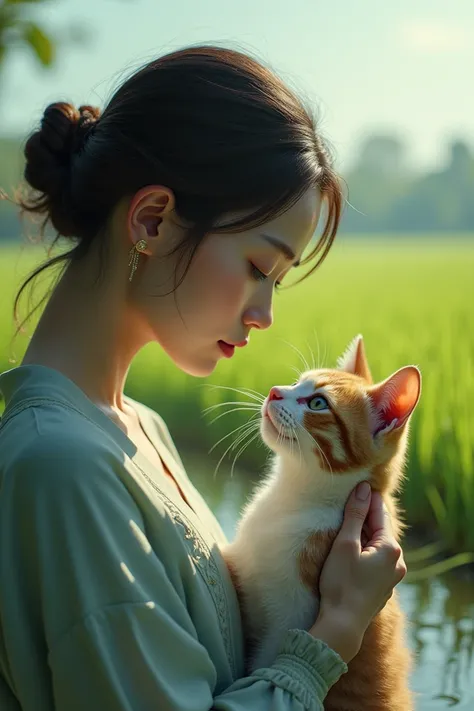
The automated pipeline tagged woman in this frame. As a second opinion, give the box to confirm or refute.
[0,46,406,710]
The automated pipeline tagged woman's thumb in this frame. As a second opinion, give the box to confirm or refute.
[339,481,372,543]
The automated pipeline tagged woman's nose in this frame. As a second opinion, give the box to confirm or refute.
[242,304,273,331]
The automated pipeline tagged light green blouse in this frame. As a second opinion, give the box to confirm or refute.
[0,364,347,711]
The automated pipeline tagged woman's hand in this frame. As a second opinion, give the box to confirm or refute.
[309,482,407,663]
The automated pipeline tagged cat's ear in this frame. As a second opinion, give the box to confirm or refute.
[337,334,373,383]
[368,366,421,437]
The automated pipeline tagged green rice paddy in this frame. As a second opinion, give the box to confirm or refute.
[1,236,473,553]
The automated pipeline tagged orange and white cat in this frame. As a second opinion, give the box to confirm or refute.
[224,335,421,711]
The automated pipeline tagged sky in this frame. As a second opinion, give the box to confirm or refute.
[0,0,473,172]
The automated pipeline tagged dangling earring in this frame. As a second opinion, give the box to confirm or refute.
[128,239,148,282]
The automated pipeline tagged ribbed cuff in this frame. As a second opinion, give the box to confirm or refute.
[251,629,347,711]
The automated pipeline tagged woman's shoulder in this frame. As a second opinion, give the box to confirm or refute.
[0,396,123,494]
[1,387,112,445]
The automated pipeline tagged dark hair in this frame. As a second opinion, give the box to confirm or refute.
[14,45,343,333]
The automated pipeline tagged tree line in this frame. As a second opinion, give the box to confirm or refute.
[2,132,474,240]
[340,135,474,234]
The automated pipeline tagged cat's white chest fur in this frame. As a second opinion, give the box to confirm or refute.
[224,458,368,671]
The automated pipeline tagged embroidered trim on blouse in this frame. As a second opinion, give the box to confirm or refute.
[139,468,236,678]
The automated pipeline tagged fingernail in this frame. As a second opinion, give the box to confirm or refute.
[356,481,371,501]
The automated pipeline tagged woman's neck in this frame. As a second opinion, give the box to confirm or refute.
[21,250,145,414]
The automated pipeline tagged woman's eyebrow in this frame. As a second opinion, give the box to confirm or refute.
[259,233,300,267]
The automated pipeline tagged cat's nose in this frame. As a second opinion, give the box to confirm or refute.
[268,387,284,402]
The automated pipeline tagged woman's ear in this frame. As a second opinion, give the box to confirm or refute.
[127,186,175,254]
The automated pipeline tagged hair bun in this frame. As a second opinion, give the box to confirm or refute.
[23,101,101,236]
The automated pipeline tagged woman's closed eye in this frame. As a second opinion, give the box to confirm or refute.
[249,262,282,290]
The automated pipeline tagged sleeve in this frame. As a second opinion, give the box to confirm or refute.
[3,439,347,711]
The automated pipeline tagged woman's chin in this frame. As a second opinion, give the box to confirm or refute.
[162,339,239,378]
[169,351,219,378]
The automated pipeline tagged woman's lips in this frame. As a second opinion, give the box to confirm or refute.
[218,341,235,358]
[218,339,248,357]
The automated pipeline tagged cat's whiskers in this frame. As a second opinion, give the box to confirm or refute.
[230,429,261,478]
[209,407,261,425]
[286,425,295,459]
[291,424,303,468]
[276,428,283,448]
[290,365,304,381]
[213,419,261,478]
[271,416,290,449]
[202,383,265,404]
[322,340,328,370]
[209,414,260,454]
[203,400,262,415]
[278,338,311,374]
[204,389,264,477]
[305,339,316,371]
[312,328,324,370]
[293,420,334,478]
[229,417,261,453]
[313,439,334,478]
[287,425,295,456]
[204,403,261,425]
[235,386,267,401]
[213,426,261,479]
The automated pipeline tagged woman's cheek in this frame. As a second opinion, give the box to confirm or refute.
[195,242,247,307]
[194,270,242,325]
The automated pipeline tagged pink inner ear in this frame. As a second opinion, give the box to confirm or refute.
[382,398,408,424]
[370,366,421,433]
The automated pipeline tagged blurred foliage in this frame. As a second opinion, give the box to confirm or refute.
[0,0,55,69]
[342,135,474,233]
[0,0,110,83]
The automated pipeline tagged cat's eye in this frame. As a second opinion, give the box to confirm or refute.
[308,395,330,411]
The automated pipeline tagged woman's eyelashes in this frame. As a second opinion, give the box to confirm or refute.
[249,262,282,290]
[249,262,267,282]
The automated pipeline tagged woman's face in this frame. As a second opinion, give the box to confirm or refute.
[133,187,323,377]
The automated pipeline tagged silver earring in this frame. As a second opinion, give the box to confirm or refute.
[128,239,148,282]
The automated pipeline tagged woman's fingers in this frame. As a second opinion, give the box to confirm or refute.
[364,491,394,542]
[337,481,372,549]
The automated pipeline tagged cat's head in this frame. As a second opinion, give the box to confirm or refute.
[261,335,421,490]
